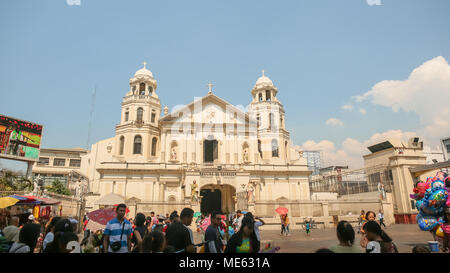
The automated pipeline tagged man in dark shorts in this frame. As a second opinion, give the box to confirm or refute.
[165,208,195,253]
[204,211,224,253]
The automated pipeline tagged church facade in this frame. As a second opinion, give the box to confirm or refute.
[82,63,312,217]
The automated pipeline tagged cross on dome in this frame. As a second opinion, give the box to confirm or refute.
[262,69,265,77]
[143,61,147,69]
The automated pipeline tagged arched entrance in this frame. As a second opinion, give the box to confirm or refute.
[200,188,221,214]
[200,184,236,214]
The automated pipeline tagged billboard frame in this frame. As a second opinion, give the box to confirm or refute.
[0,114,44,163]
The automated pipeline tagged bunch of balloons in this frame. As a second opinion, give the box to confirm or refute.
[410,171,450,237]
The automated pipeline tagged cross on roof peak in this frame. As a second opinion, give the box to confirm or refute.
[207,82,215,94]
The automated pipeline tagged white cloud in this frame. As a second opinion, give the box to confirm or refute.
[326,118,344,127]
[353,56,450,146]
[359,108,367,115]
[301,129,418,169]
[366,0,382,6]
[341,104,353,111]
[67,0,81,5]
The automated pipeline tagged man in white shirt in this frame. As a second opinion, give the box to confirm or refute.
[233,210,244,232]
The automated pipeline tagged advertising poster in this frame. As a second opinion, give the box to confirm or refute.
[0,114,43,161]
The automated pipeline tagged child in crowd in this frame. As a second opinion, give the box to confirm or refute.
[142,231,166,253]
[358,210,366,234]
[363,221,398,253]
[305,221,311,236]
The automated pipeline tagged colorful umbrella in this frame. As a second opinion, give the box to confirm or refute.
[85,219,106,231]
[194,212,202,218]
[0,197,20,209]
[88,208,117,225]
[200,216,211,232]
[275,207,288,215]
[8,195,40,205]
[8,194,28,201]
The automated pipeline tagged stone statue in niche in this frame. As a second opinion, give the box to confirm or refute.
[171,148,177,161]
[191,180,198,203]
[243,148,249,162]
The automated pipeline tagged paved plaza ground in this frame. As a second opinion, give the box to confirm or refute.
[193,224,433,253]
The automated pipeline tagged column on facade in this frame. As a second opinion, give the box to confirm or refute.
[255,182,260,201]
[152,181,156,202]
[159,182,165,202]
[234,129,238,164]
[221,186,226,213]
[161,130,167,162]
[184,132,188,163]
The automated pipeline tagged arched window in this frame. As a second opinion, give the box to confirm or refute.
[272,139,279,157]
[269,113,274,131]
[124,111,129,122]
[151,137,157,157]
[133,135,142,154]
[139,83,146,92]
[148,86,153,95]
[151,111,156,123]
[119,136,124,155]
[258,93,263,102]
[285,141,288,160]
[137,108,143,123]
[266,90,271,101]
[132,85,136,93]
[256,114,260,128]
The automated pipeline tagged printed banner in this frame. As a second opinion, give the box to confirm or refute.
[0,114,43,161]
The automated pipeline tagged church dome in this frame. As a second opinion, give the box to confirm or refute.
[134,62,154,78]
[255,70,274,88]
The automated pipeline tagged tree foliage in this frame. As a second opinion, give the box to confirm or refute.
[45,179,71,196]
[0,171,33,191]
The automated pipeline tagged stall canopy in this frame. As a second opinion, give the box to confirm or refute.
[7,195,41,205]
[22,196,61,205]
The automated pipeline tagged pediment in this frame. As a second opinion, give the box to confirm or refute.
[160,93,255,126]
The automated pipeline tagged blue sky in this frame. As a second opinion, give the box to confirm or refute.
[1,0,449,170]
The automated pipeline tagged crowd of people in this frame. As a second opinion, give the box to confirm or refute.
[0,212,80,253]
[1,204,448,253]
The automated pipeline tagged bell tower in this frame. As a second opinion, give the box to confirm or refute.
[115,62,161,161]
[248,70,290,164]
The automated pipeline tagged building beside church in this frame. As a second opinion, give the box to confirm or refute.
[32,147,89,190]
[81,63,312,217]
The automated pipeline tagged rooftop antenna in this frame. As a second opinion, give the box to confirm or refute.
[87,86,96,150]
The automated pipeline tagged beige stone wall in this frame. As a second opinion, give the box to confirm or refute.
[45,192,79,217]
[363,140,426,215]
[256,194,394,230]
